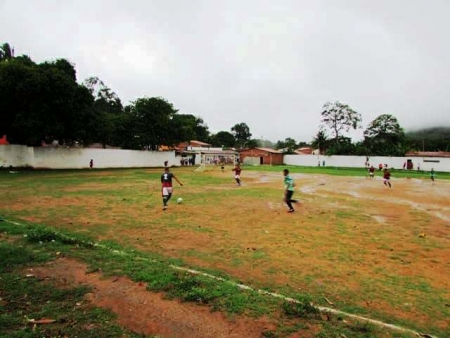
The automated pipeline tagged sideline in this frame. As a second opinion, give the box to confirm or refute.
[1,218,436,338]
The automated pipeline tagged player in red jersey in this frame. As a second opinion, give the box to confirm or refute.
[369,165,375,178]
[383,168,392,188]
[232,164,242,186]
[161,167,183,210]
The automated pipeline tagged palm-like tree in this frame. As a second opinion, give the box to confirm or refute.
[311,129,328,154]
[0,43,14,62]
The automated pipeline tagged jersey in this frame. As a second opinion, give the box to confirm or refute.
[383,171,391,180]
[161,172,174,187]
[284,175,295,191]
[232,167,242,175]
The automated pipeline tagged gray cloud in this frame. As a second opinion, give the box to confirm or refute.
[2,0,449,142]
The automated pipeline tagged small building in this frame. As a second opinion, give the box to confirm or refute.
[239,148,283,165]
[174,140,238,167]
[295,147,313,155]
[177,140,212,150]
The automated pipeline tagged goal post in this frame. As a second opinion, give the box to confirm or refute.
[194,153,238,172]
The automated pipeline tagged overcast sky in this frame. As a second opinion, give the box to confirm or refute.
[1,0,450,142]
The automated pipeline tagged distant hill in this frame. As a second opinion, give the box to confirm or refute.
[406,127,450,140]
[406,126,450,151]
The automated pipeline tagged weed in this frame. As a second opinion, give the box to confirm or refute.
[281,296,320,319]
[25,225,95,248]
[0,242,50,272]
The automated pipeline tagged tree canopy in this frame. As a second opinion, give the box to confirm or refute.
[210,131,235,148]
[231,123,252,149]
[3,42,448,156]
[0,56,94,146]
[0,42,211,149]
[363,114,405,156]
[321,101,362,144]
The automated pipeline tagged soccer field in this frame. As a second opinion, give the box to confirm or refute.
[1,166,449,336]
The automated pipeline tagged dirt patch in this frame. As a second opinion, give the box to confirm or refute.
[3,168,450,333]
[26,257,274,338]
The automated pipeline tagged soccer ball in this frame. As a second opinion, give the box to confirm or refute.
[177,197,183,204]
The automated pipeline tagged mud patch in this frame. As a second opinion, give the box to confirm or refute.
[26,258,273,338]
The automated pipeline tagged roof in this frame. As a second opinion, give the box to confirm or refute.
[405,151,450,158]
[254,147,283,154]
[0,135,8,145]
[295,147,313,155]
[190,140,211,146]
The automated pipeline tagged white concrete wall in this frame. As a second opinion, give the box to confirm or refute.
[3,144,449,172]
[284,154,450,172]
[0,145,176,169]
[0,145,34,167]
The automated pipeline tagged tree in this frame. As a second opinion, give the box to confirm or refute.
[246,139,259,149]
[326,136,356,155]
[311,129,329,154]
[125,97,179,150]
[231,123,252,149]
[0,56,98,146]
[297,141,310,148]
[210,131,235,148]
[364,114,405,156]
[0,43,14,62]
[193,117,210,142]
[41,59,77,81]
[321,101,362,144]
[276,137,297,153]
[83,77,124,147]
[83,76,123,114]
[171,114,210,144]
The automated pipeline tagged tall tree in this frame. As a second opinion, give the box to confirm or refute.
[210,131,235,148]
[326,136,356,155]
[193,117,210,142]
[276,137,297,153]
[231,122,252,149]
[0,43,14,62]
[364,114,405,156]
[311,129,329,154]
[83,76,123,113]
[125,97,179,150]
[0,56,96,146]
[41,59,77,81]
[321,101,362,143]
[171,114,197,143]
[246,139,259,149]
[83,77,124,147]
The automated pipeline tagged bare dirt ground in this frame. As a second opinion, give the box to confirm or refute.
[26,258,274,338]
[4,169,450,336]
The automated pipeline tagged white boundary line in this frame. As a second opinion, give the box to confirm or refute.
[0,218,436,337]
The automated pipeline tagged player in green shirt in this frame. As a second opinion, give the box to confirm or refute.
[283,169,298,213]
[430,168,436,182]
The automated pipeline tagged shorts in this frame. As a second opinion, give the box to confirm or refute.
[162,187,173,196]
[235,175,240,179]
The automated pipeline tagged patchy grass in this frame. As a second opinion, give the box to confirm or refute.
[0,241,142,338]
[1,167,449,337]
[0,222,416,337]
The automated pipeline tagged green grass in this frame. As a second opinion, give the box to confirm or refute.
[1,167,448,337]
[0,241,142,338]
[0,220,419,337]
[246,164,450,180]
